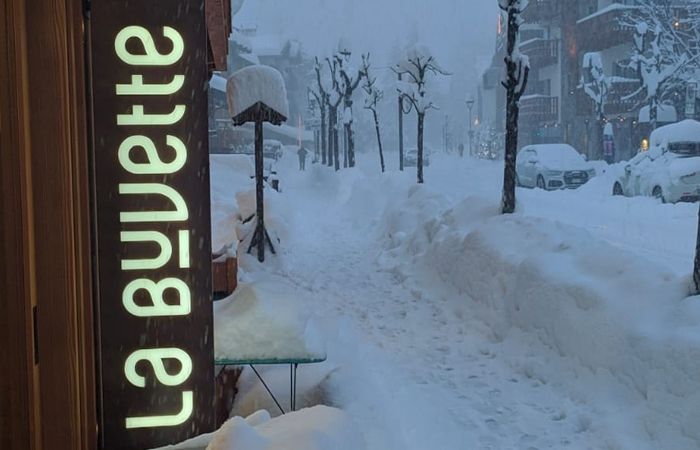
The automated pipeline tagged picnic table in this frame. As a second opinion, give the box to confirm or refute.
[215,355,326,414]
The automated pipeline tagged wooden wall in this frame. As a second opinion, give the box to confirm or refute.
[1,0,96,449]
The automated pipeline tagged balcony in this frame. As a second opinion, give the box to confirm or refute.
[576,78,643,116]
[520,38,559,69]
[522,0,560,24]
[520,95,559,127]
[576,4,637,52]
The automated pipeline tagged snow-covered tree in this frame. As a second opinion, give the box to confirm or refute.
[623,1,700,131]
[396,45,448,184]
[499,0,530,214]
[581,52,610,160]
[361,54,385,173]
[335,39,367,169]
[311,58,329,166]
[324,57,344,171]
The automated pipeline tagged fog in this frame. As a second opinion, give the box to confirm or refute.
[236,0,500,150]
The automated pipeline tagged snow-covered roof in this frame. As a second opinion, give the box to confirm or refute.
[576,4,638,25]
[209,74,227,93]
[227,65,290,119]
[238,52,260,66]
[639,104,677,123]
[650,119,700,146]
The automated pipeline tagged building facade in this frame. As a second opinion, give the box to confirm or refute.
[479,0,698,162]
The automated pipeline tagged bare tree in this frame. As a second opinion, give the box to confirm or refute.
[499,0,530,214]
[361,54,385,173]
[335,40,366,169]
[581,52,610,160]
[396,45,447,184]
[326,57,343,171]
[311,58,329,165]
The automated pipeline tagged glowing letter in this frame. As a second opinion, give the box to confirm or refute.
[116,74,185,96]
[178,230,190,269]
[115,26,184,66]
[124,348,192,388]
[126,392,193,429]
[122,278,191,317]
[118,136,187,175]
[120,231,173,271]
[117,105,186,126]
[119,183,188,223]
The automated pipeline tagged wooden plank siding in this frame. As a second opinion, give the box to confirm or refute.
[206,0,232,72]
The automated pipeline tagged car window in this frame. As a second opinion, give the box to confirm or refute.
[669,141,700,157]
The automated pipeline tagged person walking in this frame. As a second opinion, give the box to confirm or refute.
[297,146,309,171]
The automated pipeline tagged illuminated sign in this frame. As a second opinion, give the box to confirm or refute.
[90,1,215,448]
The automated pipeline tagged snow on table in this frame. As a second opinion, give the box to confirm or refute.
[214,279,325,362]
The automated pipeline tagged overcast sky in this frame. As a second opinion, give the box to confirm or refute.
[236,0,498,76]
[235,0,500,146]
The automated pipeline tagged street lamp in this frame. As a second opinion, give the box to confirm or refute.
[466,96,475,157]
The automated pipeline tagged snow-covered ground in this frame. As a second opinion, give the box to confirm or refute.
[206,150,700,450]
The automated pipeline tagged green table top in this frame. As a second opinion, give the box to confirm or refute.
[215,355,327,366]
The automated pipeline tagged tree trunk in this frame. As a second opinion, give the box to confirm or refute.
[327,107,336,168]
[347,122,356,168]
[501,6,528,215]
[417,112,425,184]
[650,96,658,132]
[334,122,340,171]
[398,73,404,171]
[343,125,348,168]
[321,107,327,165]
[694,204,700,294]
[372,109,385,173]
[502,89,519,213]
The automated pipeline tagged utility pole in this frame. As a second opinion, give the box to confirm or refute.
[466,96,475,157]
[398,72,404,171]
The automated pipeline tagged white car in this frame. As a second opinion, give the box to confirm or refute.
[404,147,431,167]
[612,120,700,203]
[516,144,595,190]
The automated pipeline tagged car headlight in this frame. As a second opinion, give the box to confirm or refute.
[544,170,563,176]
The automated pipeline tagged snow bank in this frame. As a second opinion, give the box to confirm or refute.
[155,407,364,450]
[214,279,325,361]
[210,153,288,262]
[378,184,700,449]
[208,406,365,450]
[227,65,290,119]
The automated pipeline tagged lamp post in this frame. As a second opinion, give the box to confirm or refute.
[466,96,475,157]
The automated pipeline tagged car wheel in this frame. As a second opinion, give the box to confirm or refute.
[537,175,547,191]
[652,186,665,203]
[613,182,624,196]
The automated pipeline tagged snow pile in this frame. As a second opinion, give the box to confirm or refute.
[378,183,700,448]
[214,279,325,361]
[208,406,365,450]
[227,65,290,119]
[210,153,288,262]
[154,407,364,450]
[649,119,700,147]
[210,154,255,253]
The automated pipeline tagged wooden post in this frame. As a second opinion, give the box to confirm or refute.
[398,72,405,171]
[254,118,266,262]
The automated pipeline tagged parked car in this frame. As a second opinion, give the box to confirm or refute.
[404,147,431,167]
[612,120,700,203]
[516,144,595,190]
[263,140,284,160]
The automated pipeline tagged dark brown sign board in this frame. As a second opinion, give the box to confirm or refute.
[90,1,215,448]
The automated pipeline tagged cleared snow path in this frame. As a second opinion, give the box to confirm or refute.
[260,159,620,450]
